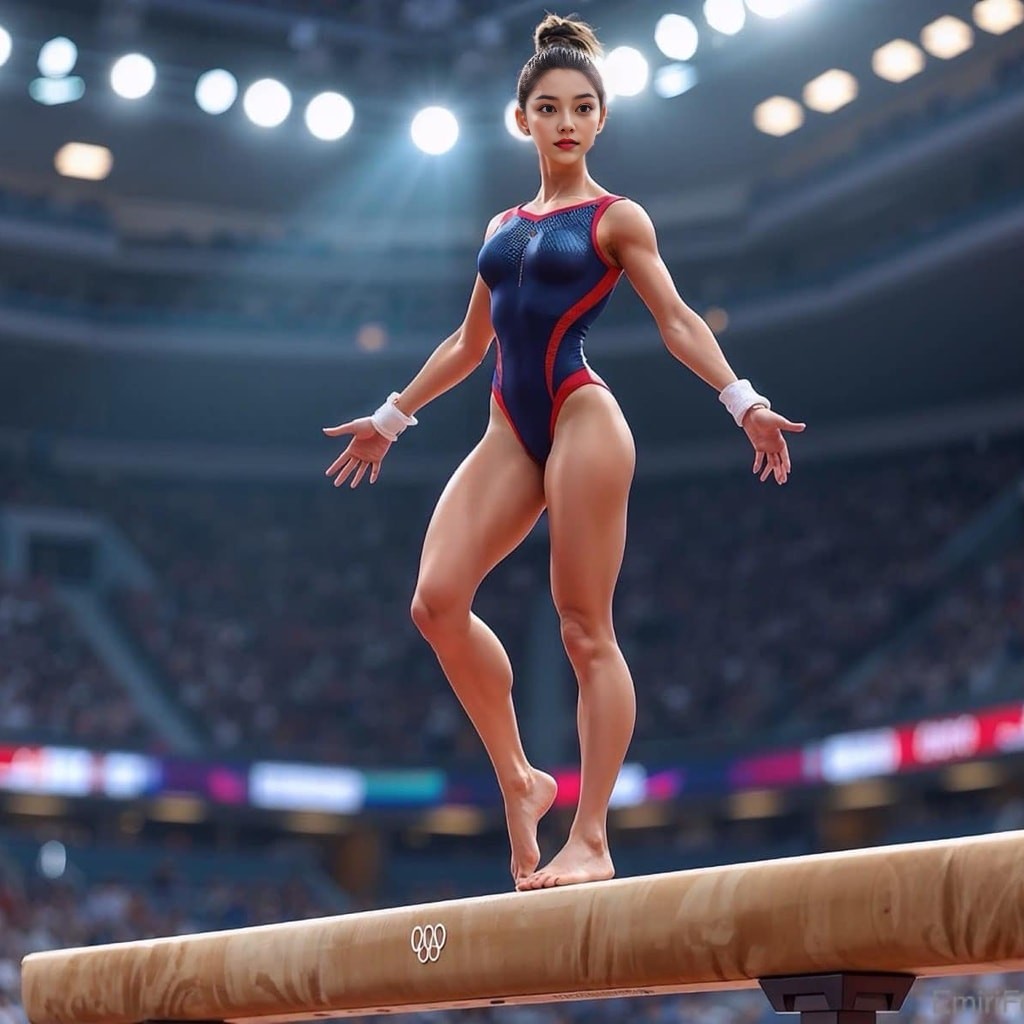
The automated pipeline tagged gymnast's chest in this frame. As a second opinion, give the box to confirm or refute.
[478,218,596,291]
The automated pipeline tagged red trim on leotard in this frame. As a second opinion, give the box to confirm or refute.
[549,367,610,438]
[543,267,621,399]
[497,207,518,228]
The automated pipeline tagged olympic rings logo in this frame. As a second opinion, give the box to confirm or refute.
[410,923,447,964]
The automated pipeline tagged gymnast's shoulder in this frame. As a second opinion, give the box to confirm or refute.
[483,207,517,240]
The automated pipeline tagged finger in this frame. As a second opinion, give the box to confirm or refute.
[322,422,355,437]
[350,461,369,488]
[753,451,764,474]
[781,440,791,474]
[324,445,354,477]
[779,419,807,433]
[370,461,380,484]
[333,459,358,486]
[760,459,772,482]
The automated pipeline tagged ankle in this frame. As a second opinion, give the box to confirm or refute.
[568,825,608,853]
[499,767,536,798]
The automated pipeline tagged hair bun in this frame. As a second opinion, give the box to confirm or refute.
[533,13,602,60]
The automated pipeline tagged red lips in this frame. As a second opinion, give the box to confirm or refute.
[555,140,579,149]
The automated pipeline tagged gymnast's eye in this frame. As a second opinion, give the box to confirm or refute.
[577,104,593,114]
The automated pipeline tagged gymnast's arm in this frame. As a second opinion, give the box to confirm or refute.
[599,199,805,484]
[391,213,504,418]
[598,199,740,393]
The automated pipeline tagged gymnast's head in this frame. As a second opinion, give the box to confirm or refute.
[514,14,608,156]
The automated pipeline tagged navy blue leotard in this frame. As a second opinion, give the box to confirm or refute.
[476,195,625,465]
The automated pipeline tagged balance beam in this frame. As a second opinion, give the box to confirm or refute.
[22,831,1024,1024]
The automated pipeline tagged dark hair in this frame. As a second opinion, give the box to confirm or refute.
[516,13,606,111]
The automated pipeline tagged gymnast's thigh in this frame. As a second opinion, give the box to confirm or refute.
[415,413,546,604]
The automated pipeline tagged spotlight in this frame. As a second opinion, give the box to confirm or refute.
[872,39,925,83]
[195,69,238,115]
[704,0,746,35]
[55,142,113,181]
[110,53,156,99]
[653,63,698,98]
[921,16,974,59]
[30,77,85,106]
[746,0,810,17]
[654,14,699,61]
[504,99,530,141]
[604,46,649,98]
[0,27,11,68]
[305,91,354,141]
[753,95,803,136]
[803,69,858,113]
[38,37,77,78]
[243,78,292,128]
[973,0,1024,34]
[411,106,459,155]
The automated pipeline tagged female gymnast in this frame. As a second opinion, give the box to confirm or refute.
[324,13,806,891]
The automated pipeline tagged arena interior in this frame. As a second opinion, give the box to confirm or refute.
[1,0,1024,1021]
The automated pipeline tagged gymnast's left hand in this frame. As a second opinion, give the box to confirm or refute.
[742,407,806,485]
[322,416,392,488]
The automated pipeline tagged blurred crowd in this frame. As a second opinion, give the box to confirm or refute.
[0,577,154,746]
[852,539,1024,726]
[617,438,1024,757]
[1,433,1022,764]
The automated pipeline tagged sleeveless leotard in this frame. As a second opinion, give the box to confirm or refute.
[476,195,625,465]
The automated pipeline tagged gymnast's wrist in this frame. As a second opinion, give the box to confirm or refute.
[719,379,771,428]
[741,403,769,428]
[371,392,418,442]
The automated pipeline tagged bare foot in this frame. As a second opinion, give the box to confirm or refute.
[503,769,558,884]
[516,834,614,890]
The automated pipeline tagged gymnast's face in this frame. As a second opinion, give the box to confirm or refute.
[518,68,606,161]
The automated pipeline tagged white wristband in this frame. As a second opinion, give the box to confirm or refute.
[719,379,771,427]
[370,392,418,442]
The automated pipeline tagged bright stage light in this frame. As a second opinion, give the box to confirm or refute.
[411,106,459,155]
[305,91,354,141]
[55,142,113,181]
[753,95,803,136]
[243,78,292,128]
[195,69,237,115]
[973,0,1024,34]
[803,68,858,113]
[704,0,746,35]
[110,54,156,99]
[745,0,809,17]
[654,14,699,60]
[504,99,530,141]
[921,15,974,59]
[38,37,77,78]
[654,63,698,98]
[0,27,11,68]
[872,39,925,83]
[30,77,85,105]
[604,46,649,98]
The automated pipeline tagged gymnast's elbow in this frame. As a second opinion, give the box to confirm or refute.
[453,324,494,368]
[657,311,701,365]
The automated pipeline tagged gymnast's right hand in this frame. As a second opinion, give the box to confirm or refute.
[322,417,392,488]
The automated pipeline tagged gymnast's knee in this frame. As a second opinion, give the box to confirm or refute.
[410,580,471,639]
[558,610,615,674]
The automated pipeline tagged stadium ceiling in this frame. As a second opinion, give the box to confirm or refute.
[0,0,1017,216]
